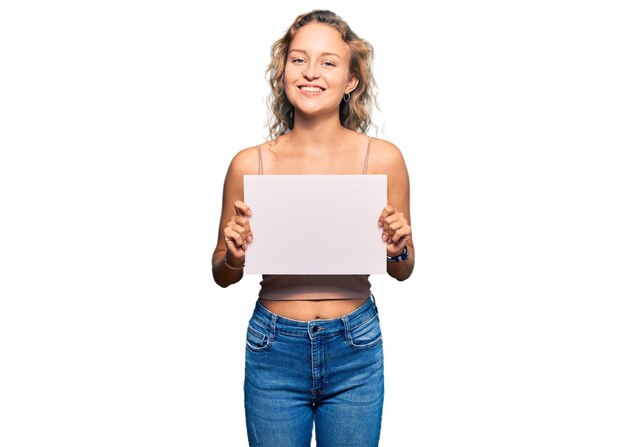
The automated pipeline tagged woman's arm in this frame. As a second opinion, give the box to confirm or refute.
[212,148,256,288]
[375,140,414,281]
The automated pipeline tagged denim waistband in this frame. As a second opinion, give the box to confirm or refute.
[251,295,378,338]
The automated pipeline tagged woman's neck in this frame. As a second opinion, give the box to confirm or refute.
[288,115,350,153]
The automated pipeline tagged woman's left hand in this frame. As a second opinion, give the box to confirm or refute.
[378,205,411,256]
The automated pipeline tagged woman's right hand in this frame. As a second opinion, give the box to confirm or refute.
[223,200,253,264]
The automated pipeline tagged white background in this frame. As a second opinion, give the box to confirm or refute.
[1,1,624,446]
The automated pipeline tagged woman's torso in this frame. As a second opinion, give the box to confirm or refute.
[256,131,375,320]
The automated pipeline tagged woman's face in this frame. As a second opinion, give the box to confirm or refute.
[283,23,358,119]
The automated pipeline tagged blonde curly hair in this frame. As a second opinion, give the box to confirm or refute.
[265,10,378,139]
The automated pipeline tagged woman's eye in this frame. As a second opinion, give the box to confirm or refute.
[290,58,334,67]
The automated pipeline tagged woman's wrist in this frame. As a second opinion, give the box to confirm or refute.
[386,245,409,262]
[224,250,245,270]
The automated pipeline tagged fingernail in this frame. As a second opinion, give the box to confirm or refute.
[247,236,252,242]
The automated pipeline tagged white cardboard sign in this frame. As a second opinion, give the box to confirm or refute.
[243,175,387,274]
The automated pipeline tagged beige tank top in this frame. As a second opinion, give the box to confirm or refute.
[257,137,373,300]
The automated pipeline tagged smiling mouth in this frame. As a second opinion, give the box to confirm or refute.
[299,86,325,93]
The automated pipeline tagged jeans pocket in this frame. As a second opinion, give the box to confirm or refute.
[246,319,272,352]
[347,314,383,350]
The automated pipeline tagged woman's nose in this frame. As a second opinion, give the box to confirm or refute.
[303,64,320,79]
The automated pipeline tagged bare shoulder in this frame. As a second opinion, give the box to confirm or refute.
[226,144,263,178]
[367,137,408,174]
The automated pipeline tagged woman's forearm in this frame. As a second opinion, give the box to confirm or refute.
[386,246,414,281]
[212,251,244,288]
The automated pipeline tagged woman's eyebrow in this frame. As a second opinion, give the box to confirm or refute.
[289,49,341,58]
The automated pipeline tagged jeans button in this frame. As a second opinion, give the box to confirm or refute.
[311,326,319,333]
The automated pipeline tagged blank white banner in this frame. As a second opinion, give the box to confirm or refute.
[244,175,387,274]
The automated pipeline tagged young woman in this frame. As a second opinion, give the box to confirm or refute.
[212,10,414,446]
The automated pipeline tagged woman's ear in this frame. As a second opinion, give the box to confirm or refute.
[346,76,359,94]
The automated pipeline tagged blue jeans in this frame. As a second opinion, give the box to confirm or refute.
[244,296,384,447]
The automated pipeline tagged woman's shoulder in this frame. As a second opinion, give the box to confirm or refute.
[369,136,402,154]
[367,136,407,174]
[227,142,267,176]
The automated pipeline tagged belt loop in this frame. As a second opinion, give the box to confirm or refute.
[371,294,378,313]
[269,314,277,342]
[341,316,352,342]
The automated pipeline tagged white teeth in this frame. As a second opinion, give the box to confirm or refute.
[301,86,323,92]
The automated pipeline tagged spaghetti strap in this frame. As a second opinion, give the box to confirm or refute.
[257,144,264,175]
[362,136,372,174]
